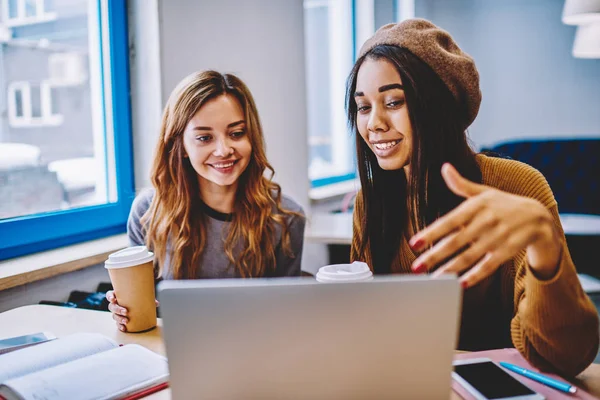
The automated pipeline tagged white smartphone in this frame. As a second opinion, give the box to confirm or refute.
[453,358,545,400]
[0,332,56,355]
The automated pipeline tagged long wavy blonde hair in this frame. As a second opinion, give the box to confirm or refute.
[142,70,298,279]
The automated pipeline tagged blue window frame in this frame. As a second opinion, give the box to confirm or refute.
[304,0,356,189]
[309,0,359,190]
[305,0,403,189]
[0,0,134,260]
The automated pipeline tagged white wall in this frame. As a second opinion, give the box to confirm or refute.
[131,0,324,273]
[417,0,600,149]
[128,0,163,193]
[130,0,310,212]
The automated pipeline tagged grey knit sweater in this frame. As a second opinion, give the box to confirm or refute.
[127,189,305,279]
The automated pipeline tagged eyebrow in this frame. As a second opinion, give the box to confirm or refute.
[354,83,404,97]
[193,120,245,131]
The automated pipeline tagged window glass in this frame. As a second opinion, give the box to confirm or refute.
[0,0,116,220]
[303,0,354,185]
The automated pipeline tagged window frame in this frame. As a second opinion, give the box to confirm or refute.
[0,0,135,261]
[308,0,406,189]
[306,0,357,189]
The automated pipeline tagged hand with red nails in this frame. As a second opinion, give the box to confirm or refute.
[106,290,160,333]
[409,163,562,289]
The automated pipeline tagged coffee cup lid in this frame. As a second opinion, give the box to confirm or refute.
[316,261,373,283]
[104,246,154,269]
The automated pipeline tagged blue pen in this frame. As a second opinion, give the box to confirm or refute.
[499,362,577,394]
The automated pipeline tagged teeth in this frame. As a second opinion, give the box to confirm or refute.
[213,161,235,168]
[374,140,400,150]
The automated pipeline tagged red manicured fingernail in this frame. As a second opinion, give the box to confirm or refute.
[412,262,427,273]
[410,239,425,251]
[461,281,469,289]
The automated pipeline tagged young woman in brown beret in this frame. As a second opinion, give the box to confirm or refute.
[347,19,598,377]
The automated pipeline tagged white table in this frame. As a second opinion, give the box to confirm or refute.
[304,213,352,245]
[2,305,600,399]
[304,212,600,246]
[559,213,600,235]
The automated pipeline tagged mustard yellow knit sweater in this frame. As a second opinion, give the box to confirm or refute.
[350,154,599,376]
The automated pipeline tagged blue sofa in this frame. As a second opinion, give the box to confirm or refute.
[483,138,600,216]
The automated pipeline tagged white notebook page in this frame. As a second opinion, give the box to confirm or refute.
[3,344,169,400]
[0,332,117,382]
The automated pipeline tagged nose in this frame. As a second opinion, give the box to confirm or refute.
[367,106,389,133]
[213,137,234,157]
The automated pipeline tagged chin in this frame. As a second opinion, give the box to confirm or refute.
[212,176,239,187]
[377,158,406,171]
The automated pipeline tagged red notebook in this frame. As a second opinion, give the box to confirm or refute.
[452,348,596,400]
[121,382,169,400]
[0,383,169,400]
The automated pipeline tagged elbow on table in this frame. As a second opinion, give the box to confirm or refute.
[551,320,599,377]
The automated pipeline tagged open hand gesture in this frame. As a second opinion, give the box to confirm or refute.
[409,163,562,289]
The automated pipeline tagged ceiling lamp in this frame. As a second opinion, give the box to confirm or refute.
[563,0,600,25]
[572,22,600,58]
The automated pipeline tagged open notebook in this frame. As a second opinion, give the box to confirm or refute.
[0,332,169,400]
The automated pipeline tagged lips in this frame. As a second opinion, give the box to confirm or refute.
[208,159,239,173]
[370,139,402,157]
[212,161,236,168]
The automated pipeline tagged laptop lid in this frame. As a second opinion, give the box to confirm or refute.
[158,275,461,399]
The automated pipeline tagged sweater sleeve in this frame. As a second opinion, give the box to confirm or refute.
[274,212,306,277]
[273,196,306,277]
[507,169,599,377]
[126,189,154,247]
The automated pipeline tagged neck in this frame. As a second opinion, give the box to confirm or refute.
[403,164,411,183]
[198,177,238,214]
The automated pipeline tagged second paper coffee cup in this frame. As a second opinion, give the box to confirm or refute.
[104,246,157,333]
[315,261,373,283]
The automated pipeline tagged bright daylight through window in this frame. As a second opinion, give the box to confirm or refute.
[303,0,399,187]
[0,0,116,220]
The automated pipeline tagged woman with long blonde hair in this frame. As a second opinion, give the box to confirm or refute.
[106,70,306,331]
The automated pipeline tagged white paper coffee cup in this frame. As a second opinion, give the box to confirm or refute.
[105,246,156,333]
[315,261,373,283]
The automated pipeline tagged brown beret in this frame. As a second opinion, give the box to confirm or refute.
[359,18,481,129]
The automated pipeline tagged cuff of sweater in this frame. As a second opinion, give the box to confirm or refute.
[524,243,585,311]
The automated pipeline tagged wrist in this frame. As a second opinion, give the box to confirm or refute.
[527,213,561,279]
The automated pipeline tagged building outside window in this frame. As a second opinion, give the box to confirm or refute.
[0,0,134,260]
[7,80,64,126]
[2,0,57,27]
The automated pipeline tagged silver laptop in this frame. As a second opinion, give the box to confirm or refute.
[158,275,461,399]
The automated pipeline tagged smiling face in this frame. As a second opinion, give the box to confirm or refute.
[354,57,413,172]
[182,94,252,191]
